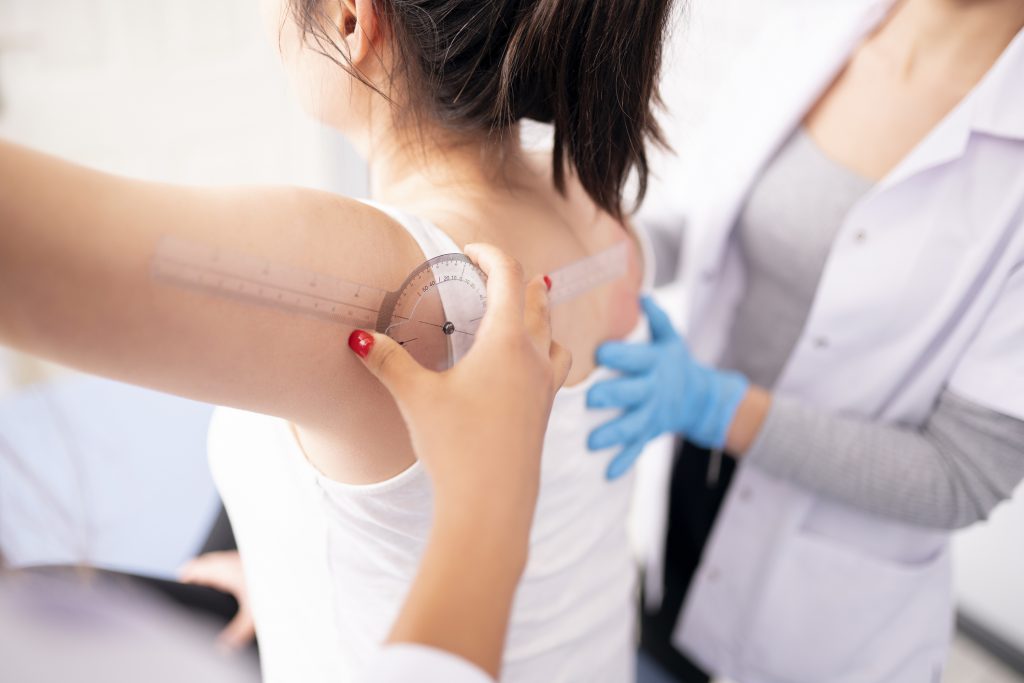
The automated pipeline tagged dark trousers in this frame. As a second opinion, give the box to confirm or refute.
[639,440,737,683]
[25,564,242,624]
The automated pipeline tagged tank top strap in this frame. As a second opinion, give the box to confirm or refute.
[358,199,462,261]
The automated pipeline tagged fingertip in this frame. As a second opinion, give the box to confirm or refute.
[347,329,375,359]
[464,243,522,279]
[587,381,615,409]
[464,244,526,319]
[349,330,424,394]
[594,342,614,365]
[526,274,550,300]
[606,445,641,480]
[588,425,618,451]
[462,243,483,267]
[594,342,630,368]
[606,455,629,480]
[640,295,662,321]
[640,295,662,318]
[642,297,678,340]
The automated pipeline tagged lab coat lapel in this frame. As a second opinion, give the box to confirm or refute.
[880,25,1024,192]
[684,0,894,320]
[772,27,1024,415]
[641,0,895,611]
[972,27,1024,142]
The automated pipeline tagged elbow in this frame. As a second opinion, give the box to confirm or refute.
[948,507,989,530]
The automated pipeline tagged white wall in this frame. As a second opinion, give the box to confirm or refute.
[954,486,1024,650]
[0,0,368,394]
[0,0,365,189]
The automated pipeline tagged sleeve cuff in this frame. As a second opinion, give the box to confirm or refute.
[361,644,495,683]
[743,393,818,481]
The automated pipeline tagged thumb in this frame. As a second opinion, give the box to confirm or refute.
[347,329,425,396]
[641,295,679,342]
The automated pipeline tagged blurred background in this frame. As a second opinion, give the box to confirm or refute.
[0,1,1021,681]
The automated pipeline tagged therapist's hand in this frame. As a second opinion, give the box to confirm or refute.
[587,296,750,479]
[347,243,571,680]
[348,242,571,512]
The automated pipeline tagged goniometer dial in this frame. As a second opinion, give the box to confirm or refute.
[380,254,487,371]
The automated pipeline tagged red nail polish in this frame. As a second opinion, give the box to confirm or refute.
[348,329,374,358]
[543,275,552,291]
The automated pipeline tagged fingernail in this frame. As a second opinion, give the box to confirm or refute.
[348,329,374,358]
[543,275,552,291]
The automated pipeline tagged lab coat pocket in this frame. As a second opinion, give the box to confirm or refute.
[743,526,951,682]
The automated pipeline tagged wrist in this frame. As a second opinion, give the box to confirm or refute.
[433,498,534,574]
[676,365,750,450]
[724,385,772,456]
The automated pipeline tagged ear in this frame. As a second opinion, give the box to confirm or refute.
[339,0,380,66]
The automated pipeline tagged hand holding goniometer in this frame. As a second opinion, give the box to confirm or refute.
[350,243,571,681]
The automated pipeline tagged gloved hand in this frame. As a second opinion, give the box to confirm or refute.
[587,296,749,480]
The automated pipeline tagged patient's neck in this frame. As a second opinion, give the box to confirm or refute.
[365,120,535,221]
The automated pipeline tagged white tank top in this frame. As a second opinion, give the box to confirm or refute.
[209,203,648,683]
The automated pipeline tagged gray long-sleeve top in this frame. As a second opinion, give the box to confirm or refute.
[718,128,1024,530]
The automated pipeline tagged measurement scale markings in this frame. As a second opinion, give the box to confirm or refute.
[154,237,627,369]
[156,257,384,316]
[155,271,376,326]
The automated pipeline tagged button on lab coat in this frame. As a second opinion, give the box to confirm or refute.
[633,2,1024,681]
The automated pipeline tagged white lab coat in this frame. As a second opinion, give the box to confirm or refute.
[633,1,1024,681]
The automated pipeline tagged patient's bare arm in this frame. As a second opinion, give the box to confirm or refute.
[0,139,423,472]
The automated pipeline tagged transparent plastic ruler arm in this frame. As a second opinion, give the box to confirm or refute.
[152,236,629,371]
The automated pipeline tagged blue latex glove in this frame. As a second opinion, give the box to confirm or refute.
[587,296,750,480]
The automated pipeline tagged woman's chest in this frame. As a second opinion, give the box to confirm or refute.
[803,50,973,182]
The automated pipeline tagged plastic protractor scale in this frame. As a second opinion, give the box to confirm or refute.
[379,254,487,371]
[153,236,626,371]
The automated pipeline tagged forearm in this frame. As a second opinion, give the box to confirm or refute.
[387,498,533,679]
[739,390,1024,529]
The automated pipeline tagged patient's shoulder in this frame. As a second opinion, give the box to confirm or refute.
[219,186,427,295]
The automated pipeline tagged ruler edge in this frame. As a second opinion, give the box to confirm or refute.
[151,235,631,325]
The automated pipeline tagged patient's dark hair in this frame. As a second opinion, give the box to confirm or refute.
[289,0,674,220]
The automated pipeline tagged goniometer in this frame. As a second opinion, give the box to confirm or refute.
[152,237,627,371]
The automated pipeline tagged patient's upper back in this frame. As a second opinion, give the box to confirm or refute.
[293,151,644,484]
[404,156,645,386]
